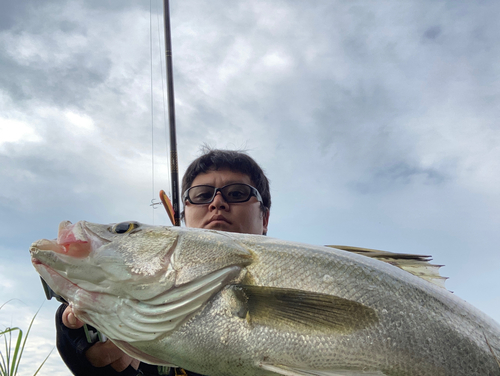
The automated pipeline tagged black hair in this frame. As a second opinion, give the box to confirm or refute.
[181,148,271,220]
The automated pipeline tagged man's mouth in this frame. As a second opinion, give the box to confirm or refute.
[208,215,231,224]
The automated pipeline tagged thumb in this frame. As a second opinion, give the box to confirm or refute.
[62,305,85,329]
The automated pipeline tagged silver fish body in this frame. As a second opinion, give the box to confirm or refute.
[30,221,500,376]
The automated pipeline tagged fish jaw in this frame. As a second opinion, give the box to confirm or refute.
[32,260,108,319]
[32,257,81,303]
[32,258,137,345]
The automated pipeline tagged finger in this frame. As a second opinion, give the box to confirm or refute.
[130,358,140,370]
[62,306,85,329]
[85,341,138,369]
[86,341,120,367]
[110,355,140,372]
[110,356,133,372]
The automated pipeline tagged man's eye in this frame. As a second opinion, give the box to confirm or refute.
[228,190,245,198]
[195,191,213,199]
[226,185,250,199]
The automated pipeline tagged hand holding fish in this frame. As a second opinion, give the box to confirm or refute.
[61,304,141,372]
[85,339,140,371]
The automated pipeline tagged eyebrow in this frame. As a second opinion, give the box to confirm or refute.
[194,180,250,187]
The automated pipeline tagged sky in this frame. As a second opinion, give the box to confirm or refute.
[1,0,499,374]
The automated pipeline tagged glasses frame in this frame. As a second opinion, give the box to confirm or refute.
[183,183,263,205]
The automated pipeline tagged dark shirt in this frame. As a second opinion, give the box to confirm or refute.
[55,304,204,376]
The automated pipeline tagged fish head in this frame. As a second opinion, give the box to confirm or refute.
[30,220,179,303]
[29,220,252,347]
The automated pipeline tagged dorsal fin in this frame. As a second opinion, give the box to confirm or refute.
[326,245,448,289]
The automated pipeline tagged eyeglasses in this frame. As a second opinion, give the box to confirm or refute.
[183,183,263,205]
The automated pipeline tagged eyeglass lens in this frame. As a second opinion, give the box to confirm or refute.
[188,184,253,204]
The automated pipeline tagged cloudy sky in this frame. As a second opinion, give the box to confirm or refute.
[1,0,499,374]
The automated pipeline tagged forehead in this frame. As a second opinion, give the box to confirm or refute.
[191,168,253,187]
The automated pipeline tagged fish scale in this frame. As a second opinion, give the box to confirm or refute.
[30,221,500,376]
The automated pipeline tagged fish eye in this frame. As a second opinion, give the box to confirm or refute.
[112,222,139,234]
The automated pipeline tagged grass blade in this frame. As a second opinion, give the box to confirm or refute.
[10,328,23,376]
[13,310,39,376]
[1,304,52,376]
[32,348,54,376]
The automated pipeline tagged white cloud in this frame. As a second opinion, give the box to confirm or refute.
[65,110,95,132]
[260,51,292,71]
[0,118,41,145]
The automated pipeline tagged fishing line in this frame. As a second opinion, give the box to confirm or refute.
[150,0,156,224]
[149,0,173,224]
[156,0,171,200]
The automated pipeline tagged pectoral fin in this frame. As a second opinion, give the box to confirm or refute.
[259,363,388,376]
[232,285,377,334]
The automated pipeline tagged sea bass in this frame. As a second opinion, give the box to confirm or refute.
[30,221,500,376]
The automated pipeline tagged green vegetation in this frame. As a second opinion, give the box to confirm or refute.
[0,303,52,376]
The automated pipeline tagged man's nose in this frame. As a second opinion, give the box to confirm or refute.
[210,191,228,210]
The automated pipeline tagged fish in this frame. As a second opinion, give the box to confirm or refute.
[30,220,500,376]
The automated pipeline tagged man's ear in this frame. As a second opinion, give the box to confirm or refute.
[262,210,270,235]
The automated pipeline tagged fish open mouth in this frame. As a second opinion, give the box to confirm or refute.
[30,222,99,308]
[32,219,115,264]
[30,221,93,260]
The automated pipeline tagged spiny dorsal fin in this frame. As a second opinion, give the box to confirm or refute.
[326,245,448,289]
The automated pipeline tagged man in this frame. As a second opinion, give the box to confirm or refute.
[56,149,271,376]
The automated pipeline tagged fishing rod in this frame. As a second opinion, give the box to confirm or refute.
[159,0,181,227]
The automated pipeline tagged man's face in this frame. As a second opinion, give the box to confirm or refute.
[184,168,269,235]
